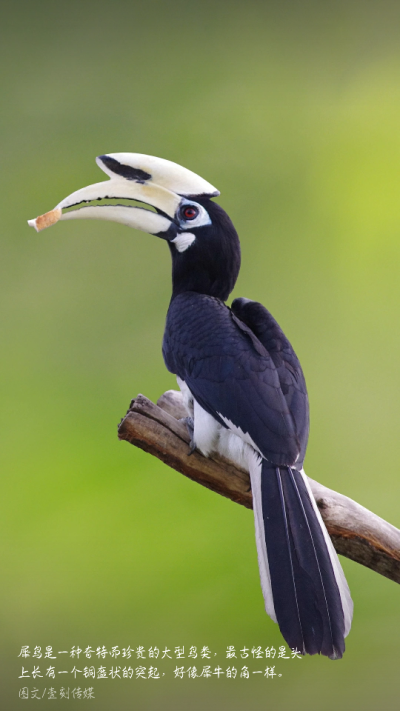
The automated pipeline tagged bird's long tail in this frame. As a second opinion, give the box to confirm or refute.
[249,456,353,659]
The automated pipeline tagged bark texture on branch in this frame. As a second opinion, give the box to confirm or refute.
[118,390,400,585]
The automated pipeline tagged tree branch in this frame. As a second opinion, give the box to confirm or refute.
[118,390,400,585]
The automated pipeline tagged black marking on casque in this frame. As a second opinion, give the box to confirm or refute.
[98,155,152,183]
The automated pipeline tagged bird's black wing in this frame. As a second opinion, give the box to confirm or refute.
[163,292,349,658]
[230,297,309,464]
[163,292,304,466]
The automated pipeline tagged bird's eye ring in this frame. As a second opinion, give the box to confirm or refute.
[181,205,199,221]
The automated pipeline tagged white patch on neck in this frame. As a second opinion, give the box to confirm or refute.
[171,232,196,253]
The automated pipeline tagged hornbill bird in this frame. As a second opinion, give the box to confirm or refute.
[29,153,353,658]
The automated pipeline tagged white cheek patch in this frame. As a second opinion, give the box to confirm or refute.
[171,232,196,253]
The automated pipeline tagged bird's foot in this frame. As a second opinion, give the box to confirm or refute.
[179,417,196,455]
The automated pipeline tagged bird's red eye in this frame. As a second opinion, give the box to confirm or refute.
[181,205,199,221]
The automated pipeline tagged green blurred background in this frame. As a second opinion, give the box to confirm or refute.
[2,0,400,708]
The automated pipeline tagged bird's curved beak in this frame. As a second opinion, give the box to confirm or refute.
[28,153,219,239]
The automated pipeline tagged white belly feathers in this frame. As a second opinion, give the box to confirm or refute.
[177,377,256,470]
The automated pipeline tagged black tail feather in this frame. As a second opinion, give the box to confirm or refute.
[261,463,345,659]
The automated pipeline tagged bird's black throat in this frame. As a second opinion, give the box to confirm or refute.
[169,199,241,303]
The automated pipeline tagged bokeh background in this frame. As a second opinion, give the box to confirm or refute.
[2,0,400,708]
